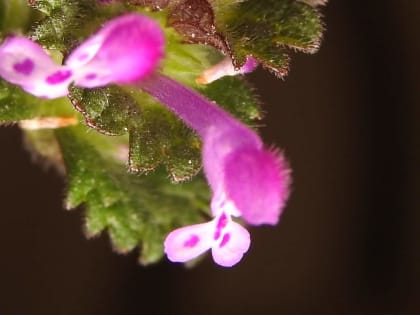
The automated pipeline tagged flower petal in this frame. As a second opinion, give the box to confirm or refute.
[0,36,71,98]
[67,13,165,87]
[211,221,251,267]
[223,147,290,225]
[164,221,214,263]
[203,125,262,201]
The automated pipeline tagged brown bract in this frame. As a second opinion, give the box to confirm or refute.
[129,0,229,54]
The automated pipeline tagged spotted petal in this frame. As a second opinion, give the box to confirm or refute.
[67,13,165,88]
[0,36,71,98]
[164,221,214,263]
[211,220,251,267]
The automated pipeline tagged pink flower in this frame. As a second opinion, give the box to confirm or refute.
[142,74,290,267]
[0,14,164,98]
[142,75,291,226]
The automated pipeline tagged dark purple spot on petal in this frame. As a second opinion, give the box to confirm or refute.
[183,234,200,248]
[13,58,34,76]
[219,233,231,248]
[214,230,221,240]
[214,212,228,240]
[85,73,97,80]
[46,70,72,85]
[217,213,228,229]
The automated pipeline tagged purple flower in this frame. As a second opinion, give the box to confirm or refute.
[0,14,164,98]
[141,75,290,226]
[0,13,291,267]
[141,74,290,266]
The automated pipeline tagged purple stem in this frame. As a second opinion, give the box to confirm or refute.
[140,74,243,138]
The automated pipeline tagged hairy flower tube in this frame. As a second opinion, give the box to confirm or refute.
[0,13,290,267]
[141,74,290,266]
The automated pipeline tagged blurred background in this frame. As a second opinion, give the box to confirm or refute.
[0,1,419,314]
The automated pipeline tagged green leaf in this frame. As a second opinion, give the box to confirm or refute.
[212,0,324,76]
[55,125,210,264]
[31,0,98,50]
[69,85,138,136]
[201,76,262,125]
[69,85,203,182]
[127,100,202,182]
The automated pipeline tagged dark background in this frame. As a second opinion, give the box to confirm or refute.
[0,1,419,314]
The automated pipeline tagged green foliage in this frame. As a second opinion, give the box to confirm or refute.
[31,0,98,50]
[128,100,202,182]
[69,85,138,136]
[55,126,210,264]
[70,85,203,182]
[202,76,262,125]
[212,0,324,76]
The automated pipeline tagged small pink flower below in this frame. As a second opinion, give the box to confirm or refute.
[164,211,250,267]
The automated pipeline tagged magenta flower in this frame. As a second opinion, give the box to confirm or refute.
[142,75,290,226]
[0,13,164,98]
[141,74,290,266]
[0,13,291,267]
